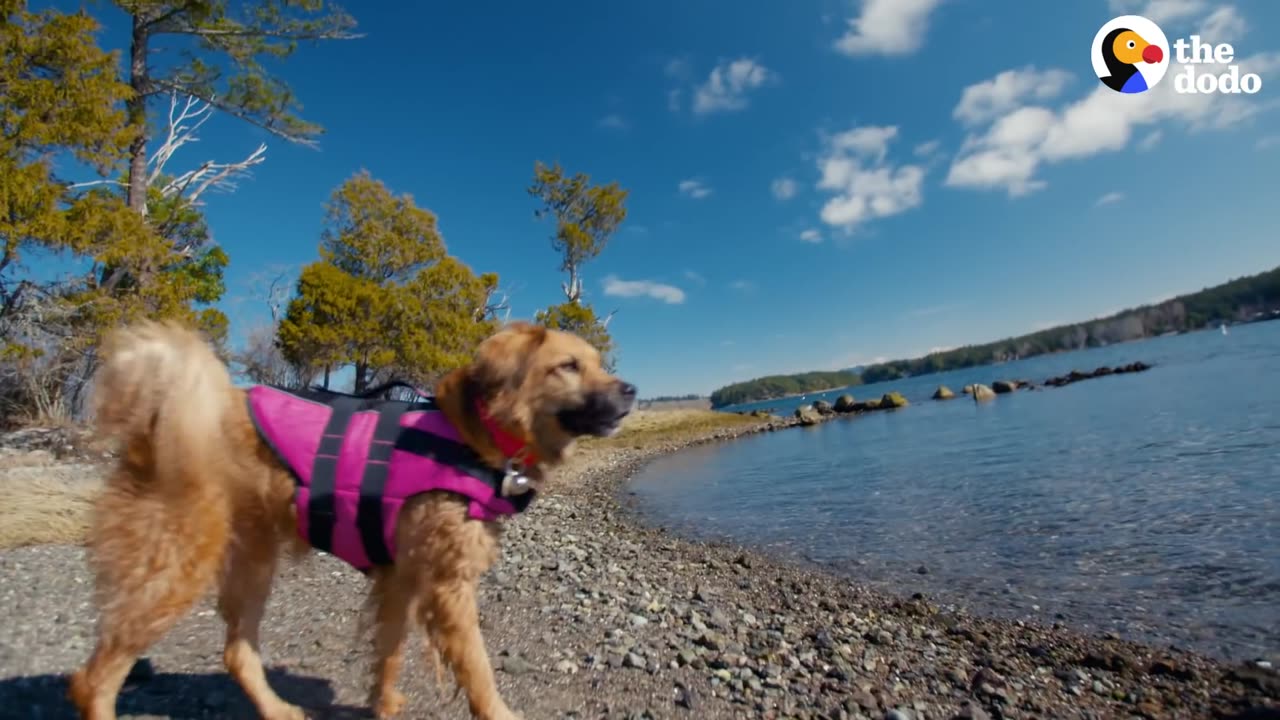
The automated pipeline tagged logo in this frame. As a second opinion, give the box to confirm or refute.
[1093,15,1264,95]
[1092,15,1169,94]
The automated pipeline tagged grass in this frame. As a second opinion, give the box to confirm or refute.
[0,464,100,550]
[581,408,765,450]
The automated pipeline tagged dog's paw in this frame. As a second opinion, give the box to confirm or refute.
[374,689,406,719]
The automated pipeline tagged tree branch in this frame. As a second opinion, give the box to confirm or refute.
[151,78,320,148]
[148,92,215,184]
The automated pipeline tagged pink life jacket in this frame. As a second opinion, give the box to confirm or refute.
[246,383,534,572]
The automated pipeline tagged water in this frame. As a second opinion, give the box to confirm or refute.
[630,321,1280,661]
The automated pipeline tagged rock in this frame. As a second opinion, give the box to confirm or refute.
[961,384,975,395]
[795,405,823,426]
[834,394,857,413]
[971,384,996,402]
[879,391,908,409]
[932,385,955,400]
[857,399,882,411]
[499,655,536,675]
[992,380,1017,394]
[814,400,834,415]
[623,652,646,670]
[554,659,578,674]
[952,702,992,720]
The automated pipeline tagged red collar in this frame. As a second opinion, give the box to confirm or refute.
[475,399,538,466]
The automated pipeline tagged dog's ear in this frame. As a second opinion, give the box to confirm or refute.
[468,322,549,398]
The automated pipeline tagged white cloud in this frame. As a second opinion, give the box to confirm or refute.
[1258,135,1280,149]
[692,58,773,114]
[729,279,756,292]
[815,125,926,232]
[771,177,799,200]
[927,346,956,354]
[664,57,690,78]
[953,66,1073,126]
[667,89,683,113]
[1108,0,1208,25]
[602,275,686,304]
[1137,129,1164,151]
[678,178,713,199]
[799,228,823,243]
[1202,6,1246,40]
[1095,191,1125,206]
[683,269,706,285]
[598,114,627,130]
[913,139,942,157]
[945,10,1280,199]
[834,0,943,57]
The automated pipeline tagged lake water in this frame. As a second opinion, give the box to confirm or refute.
[629,321,1280,662]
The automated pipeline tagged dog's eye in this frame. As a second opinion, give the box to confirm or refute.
[558,358,580,373]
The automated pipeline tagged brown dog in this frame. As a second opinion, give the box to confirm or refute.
[68,320,637,720]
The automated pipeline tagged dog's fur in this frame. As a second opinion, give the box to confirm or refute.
[68,320,636,720]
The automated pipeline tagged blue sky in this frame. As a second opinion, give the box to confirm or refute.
[46,0,1280,397]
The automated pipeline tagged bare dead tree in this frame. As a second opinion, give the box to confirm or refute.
[72,92,267,215]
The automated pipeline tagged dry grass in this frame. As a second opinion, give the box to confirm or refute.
[0,464,102,550]
[581,408,763,450]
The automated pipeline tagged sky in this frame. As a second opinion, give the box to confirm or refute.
[43,0,1280,397]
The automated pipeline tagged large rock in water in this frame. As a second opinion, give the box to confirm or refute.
[971,384,996,402]
[879,391,908,409]
[834,394,857,413]
[794,404,823,426]
[992,380,1018,394]
[932,385,956,400]
[813,399,834,415]
[961,384,975,395]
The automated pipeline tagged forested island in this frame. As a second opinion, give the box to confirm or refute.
[710,264,1280,408]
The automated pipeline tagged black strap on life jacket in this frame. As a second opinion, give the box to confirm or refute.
[260,381,535,567]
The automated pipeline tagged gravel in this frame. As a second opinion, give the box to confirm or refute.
[2,422,1278,719]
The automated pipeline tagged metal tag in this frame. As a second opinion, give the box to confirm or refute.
[501,458,532,497]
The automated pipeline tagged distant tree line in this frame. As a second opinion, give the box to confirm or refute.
[710,264,1280,407]
[709,371,862,409]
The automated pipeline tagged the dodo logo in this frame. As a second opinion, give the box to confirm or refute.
[1092,15,1169,94]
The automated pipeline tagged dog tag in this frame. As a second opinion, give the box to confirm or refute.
[501,459,532,497]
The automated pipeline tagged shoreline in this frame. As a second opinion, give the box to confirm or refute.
[555,417,1279,719]
[1,416,1278,718]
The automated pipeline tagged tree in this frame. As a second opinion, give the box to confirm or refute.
[0,2,135,326]
[112,0,359,216]
[527,161,628,368]
[535,301,617,372]
[527,161,628,304]
[278,172,499,393]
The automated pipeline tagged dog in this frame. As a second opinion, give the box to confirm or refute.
[68,319,637,720]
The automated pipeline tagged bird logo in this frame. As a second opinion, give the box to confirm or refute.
[1092,15,1170,94]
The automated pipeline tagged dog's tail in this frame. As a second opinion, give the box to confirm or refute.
[92,320,233,487]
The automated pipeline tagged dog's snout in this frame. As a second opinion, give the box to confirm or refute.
[618,381,637,400]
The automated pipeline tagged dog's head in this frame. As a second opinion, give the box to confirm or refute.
[465,321,637,461]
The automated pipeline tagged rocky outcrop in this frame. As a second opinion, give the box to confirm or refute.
[961,384,975,395]
[932,385,955,400]
[813,400,834,415]
[1044,361,1152,388]
[794,404,823,426]
[879,391,908,409]
[992,380,1018,394]
[834,394,857,413]
[971,384,996,402]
